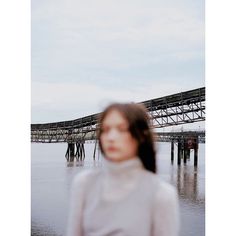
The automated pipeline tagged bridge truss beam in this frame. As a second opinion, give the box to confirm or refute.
[31,87,205,143]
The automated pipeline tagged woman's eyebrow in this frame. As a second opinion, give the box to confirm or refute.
[117,123,128,128]
[102,120,128,127]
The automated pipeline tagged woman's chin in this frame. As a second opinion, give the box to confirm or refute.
[105,154,124,162]
[104,152,137,162]
[105,155,134,162]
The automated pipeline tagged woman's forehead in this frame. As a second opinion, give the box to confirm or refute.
[102,109,128,125]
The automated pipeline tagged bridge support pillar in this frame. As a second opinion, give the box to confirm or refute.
[185,149,190,161]
[186,149,190,159]
[177,141,182,165]
[93,139,98,160]
[169,135,200,166]
[185,136,199,166]
[75,142,85,161]
[183,139,190,164]
[65,143,75,162]
[171,141,174,163]
[194,140,199,166]
[183,149,187,164]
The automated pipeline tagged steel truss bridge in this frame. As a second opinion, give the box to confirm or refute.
[31,87,205,143]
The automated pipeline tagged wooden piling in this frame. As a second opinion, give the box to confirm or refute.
[186,149,190,159]
[183,138,190,164]
[75,142,86,161]
[194,144,198,166]
[67,143,75,162]
[65,143,75,162]
[171,140,174,163]
[65,146,69,161]
[183,149,187,164]
[75,143,80,161]
[71,143,75,162]
[81,143,85,160]
[93,139,97,160]
[177,141,181,165]
[193,137,199,166]
[79,143,83,160]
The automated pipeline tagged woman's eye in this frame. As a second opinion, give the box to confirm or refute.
[118,127,128,132]
[101,126,129,134]
[101,127,109,133]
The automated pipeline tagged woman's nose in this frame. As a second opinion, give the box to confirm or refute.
[107,129,118,140]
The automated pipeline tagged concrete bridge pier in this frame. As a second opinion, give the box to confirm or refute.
[65,143,75,162]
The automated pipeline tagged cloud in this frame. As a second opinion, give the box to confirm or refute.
[32,0,204,77]
[31,0,204,123]
[31,79,202,123]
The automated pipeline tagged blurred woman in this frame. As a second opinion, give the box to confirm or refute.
[66,103,180,236]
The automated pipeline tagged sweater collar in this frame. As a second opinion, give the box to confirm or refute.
[102,157,144,175]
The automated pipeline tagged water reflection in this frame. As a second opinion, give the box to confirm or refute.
[66,160,103,168]
[31,143,205,236]
[66,161,84,168]
[31,220,60,236]
[170,164,205,204]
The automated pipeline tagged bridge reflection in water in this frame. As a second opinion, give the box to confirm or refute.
[173,165,204,203]
[157,142,205,236]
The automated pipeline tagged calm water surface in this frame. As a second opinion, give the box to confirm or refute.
[31,142,205,236]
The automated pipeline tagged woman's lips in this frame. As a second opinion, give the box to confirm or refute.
[107,146,118,152]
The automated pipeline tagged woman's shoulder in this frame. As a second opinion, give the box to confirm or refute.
[143,171,178,201]
[155,178,177,201]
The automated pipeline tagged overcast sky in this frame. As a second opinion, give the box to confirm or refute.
[31,0,205,128]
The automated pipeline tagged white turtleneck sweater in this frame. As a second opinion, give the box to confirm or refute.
[66,158,180,236]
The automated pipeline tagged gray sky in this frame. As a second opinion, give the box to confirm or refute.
[31,0,205,128]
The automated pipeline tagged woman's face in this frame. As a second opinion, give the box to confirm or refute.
[100,109,138,162]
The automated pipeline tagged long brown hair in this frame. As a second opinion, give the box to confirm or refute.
[98,103,157,173]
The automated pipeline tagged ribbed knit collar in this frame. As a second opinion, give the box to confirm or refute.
[102,157,144,176]
[100,157,145,202]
